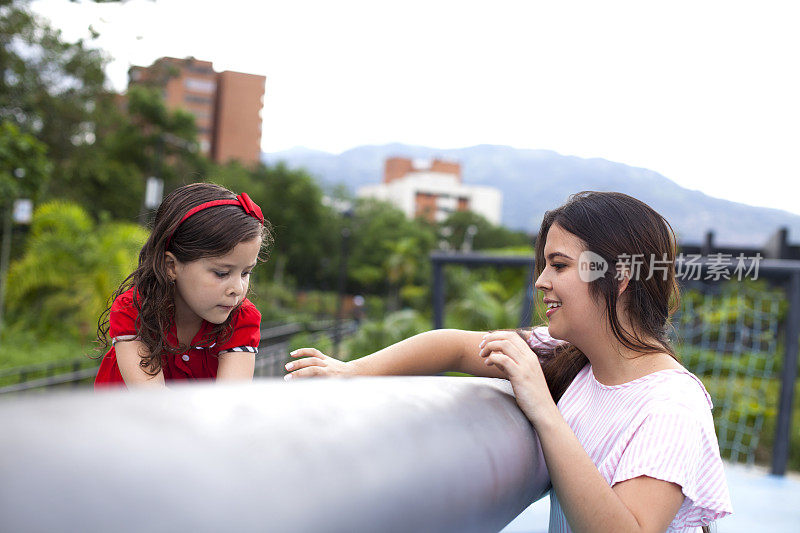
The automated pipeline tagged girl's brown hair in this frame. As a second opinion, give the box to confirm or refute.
[96,182,273,374]
[529,191,681,403]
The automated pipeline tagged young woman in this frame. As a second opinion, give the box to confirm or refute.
[286,191,732,532]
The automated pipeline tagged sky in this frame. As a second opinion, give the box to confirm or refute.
[31,0,800,215]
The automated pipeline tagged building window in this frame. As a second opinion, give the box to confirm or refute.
[184,78,216,94]
[187,64,214,76]
[185,94,212,105]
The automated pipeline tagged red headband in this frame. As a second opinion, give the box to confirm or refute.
[166,193,264,248]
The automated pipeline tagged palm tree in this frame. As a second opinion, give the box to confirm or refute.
[384,237,421,311]
[6,201,146,338]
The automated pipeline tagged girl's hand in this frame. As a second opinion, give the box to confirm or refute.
[284,348,353,380]
[478,330,558,426]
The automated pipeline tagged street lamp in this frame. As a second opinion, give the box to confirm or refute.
[333,206,354,358]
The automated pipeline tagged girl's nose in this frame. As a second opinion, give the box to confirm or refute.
[228,277,244,296]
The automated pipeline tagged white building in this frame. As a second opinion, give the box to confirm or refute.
[357,157,502,224]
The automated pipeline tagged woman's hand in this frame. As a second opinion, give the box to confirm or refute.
[478,330,558,426]
[284,348,353,380]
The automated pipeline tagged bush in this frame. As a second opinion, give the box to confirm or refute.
[6,201,146,340]
[345,310,429,361]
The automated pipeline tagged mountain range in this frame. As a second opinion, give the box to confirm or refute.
[262,144,800,246]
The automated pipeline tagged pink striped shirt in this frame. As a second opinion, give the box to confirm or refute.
[527,328,733,532]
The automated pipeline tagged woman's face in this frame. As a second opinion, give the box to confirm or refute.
[534,223,605,343]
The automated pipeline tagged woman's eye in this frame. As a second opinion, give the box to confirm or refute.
[242,271,251,278]
[214,271,229,278]
[551,263,566,270]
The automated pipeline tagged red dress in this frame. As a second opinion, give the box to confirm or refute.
[94,287,261,389]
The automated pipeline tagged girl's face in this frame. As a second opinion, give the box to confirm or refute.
[534,224,605,344]
[168,237,262,326]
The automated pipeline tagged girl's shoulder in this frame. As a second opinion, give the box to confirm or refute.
[112,286,137,307]
[234,298,261,327]
[108,287,139,337]
[214,298,261,354]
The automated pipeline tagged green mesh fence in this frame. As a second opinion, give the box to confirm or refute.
[673,282,784,465]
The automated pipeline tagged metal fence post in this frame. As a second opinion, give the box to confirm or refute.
[772,270,800,475]
[433,259,444,329]
[518,261,536,329]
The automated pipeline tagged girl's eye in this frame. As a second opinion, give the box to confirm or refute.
[551,263,566,271]
[242,271,251,278]
[214,271,229,278]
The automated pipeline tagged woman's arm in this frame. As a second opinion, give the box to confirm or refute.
[285,329,507,379]
[535,408,684,532]
[216,351,255,381]
[115,340,166,388]
[479,331,685,533]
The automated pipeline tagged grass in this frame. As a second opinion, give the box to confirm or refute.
[0,328,99,387]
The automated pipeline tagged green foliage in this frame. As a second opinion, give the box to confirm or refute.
[52,85,206,221]
[214,161,340,288]
[345,309,429,361]
[0,1,107,165]
[1,2,204,222]
[681,345,777,378]
[6,201,146,339]
[0,326,92,373]
[0,120,51,202]
[697,372,800,470]
[348,198,436,293]
[445,267,524,331]
[288,331,333,356]
[677,279,788,350]
[439,210,530,251]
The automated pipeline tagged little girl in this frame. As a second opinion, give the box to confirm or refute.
[95,182,271,389]
[286,191,733,532]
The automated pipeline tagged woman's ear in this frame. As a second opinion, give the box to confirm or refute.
[615,264,631,296]
[164,252,178,281]
[618,275,630,296]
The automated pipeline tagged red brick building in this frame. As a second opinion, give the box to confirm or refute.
[129,57,265,166]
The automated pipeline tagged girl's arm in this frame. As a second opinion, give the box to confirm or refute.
[216,351,255,381]
[115,340,166,388]
[286,329,507,379]
[480,331,685,533]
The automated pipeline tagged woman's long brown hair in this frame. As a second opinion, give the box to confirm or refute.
[96,182,272,374]
[527,191,681,403]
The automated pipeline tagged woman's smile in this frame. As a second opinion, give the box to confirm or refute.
[545,298,562,317]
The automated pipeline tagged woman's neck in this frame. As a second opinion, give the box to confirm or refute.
[574,327,681,386]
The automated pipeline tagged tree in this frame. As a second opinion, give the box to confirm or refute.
[446,268,523,331]
[6,200,146,339]
[0,120,51,202]
[1,1,204,221]
[439,210,530,251]
[348,199,436,295]
[0,1,108,167]
[51,84,206,221]
[345,309,429,360]
[384,236,423,311]
[214,161,340,288]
